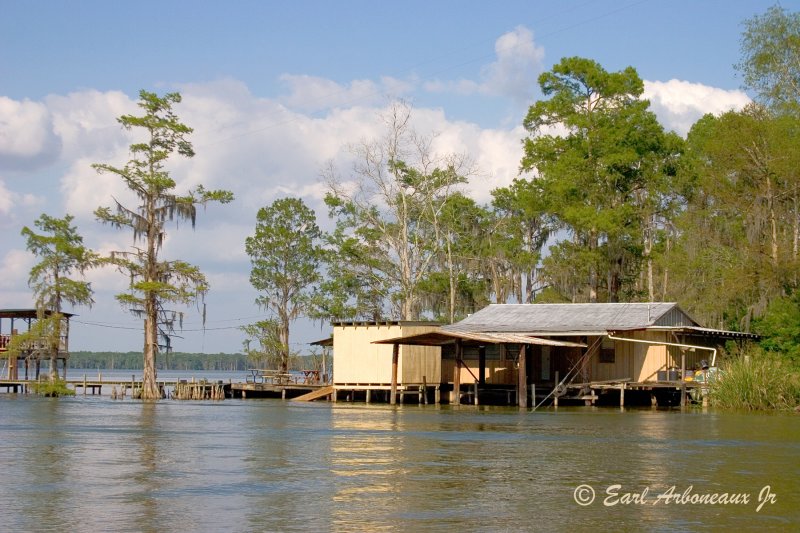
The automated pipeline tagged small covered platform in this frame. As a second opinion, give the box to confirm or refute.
[1,309,74,381]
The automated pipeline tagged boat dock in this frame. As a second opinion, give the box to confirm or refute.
[230,368,327,399]
[0,375,235,400]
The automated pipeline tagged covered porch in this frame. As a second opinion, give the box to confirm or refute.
[0,309,73,380]
[374,330,586,407]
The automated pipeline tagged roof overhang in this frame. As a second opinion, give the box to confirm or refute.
[310,336,333,347]
[0,309,76,319]
[372,330,586,348]
[646,326,760,340]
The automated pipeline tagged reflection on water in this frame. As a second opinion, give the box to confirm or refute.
[0,397,798,532]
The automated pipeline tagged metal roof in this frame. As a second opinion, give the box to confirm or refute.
[310,337,333,347]
[372,330,586,348]
[0,309,76,319]
[332,320,441,327]
[442,303,696,335]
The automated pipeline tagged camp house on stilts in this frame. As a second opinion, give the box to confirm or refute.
[0,309,73,381]
[327,303,757,407]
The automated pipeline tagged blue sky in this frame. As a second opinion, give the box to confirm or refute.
[1,0,794,355]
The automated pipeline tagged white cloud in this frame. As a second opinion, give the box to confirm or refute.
[0,178,45,226]
[2,81,528,351]
[481,26,544,102]
[277,74,413,113]
[0,248,33,296]
[0,179,13,216]
[425,26,544,104]
[0,96,61,170]
[643,79,751,136]
[45,89,136,161]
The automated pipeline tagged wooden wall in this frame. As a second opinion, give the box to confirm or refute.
[332,323,441,385]
[398,325,443,384]
[589,331,709,383]
[442,358,516,386]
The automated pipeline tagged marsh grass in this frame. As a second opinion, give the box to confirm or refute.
[710,347,800,410]
[30,379,75,397]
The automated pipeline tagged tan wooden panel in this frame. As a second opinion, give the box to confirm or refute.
[332,323,441,385]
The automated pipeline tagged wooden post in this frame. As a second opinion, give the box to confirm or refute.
[452,339,462,405]
[366,389,371,403]
[422,375,428,405]
[680,349,687,407]
[517,345,527,408]
[478,345,486,384]
[390,343,399,405]
[83,374,87,396]
[620,382,626,408]
[435,385,441,405]
[473,381,479,406]
[554,370,560,407]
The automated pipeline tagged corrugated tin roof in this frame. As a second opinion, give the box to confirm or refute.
[372,330,587,348]
[442,303,695,334]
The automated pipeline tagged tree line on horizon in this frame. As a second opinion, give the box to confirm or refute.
[64,351,324,372]
[15,6,800,397]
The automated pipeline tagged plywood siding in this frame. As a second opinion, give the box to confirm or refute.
[332,323,441,385]
[398,325,442,384]
[585,331,715,383]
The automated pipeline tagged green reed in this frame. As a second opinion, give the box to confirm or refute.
[710,347,800,410]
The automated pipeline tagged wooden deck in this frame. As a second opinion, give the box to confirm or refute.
[231,381,324,399]
[555,379,706,407]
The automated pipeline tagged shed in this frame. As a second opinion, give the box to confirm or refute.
[331,321,442,387]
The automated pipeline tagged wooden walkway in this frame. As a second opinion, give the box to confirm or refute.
[0,377,182,396]
[231,381,324,399]
[0,376,237,399]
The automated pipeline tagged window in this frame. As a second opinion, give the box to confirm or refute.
[600,337,615,363]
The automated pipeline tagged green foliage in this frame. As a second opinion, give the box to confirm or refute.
[754,292,800,368]
[93,89,233,399]
[491,179,552,303]
[521,57,682,303]
[738,5,800,115]
[245,197,322,372]
[22,213,97,312]
[320,102,469,321]
[670,106,800,329]
[239,319,286,370]
[6,313,65,360]
[30,378,75,397]
[709,346,800,410]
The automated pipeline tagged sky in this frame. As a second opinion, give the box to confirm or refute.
[1,0,795,355]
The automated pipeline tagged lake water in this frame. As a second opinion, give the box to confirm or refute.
[1,383,798,531]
